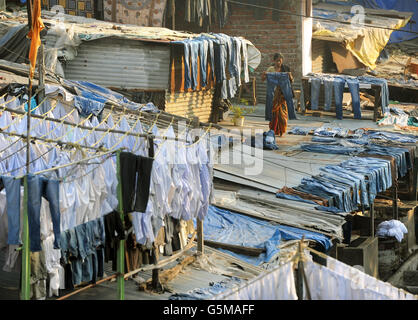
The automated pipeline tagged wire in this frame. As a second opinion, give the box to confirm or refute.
[0,134,21,154]
[226,0,418,35]
[0,96,46,136]
[71,108,114,146]
[3,146,54,176]
[37,108,77,139]
[185,124,213,148]
[61,153,116,183]
[41,112,93,142]
[107,116,142,151]
[152,116,175,159]
[0,143,26,163]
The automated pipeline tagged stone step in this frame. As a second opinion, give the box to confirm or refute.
[403,271,418,286]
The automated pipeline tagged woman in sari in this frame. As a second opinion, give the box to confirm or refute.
[269,85,288,137]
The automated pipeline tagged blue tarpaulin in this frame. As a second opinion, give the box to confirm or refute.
[324,0,418,43]
[203,206,332,266]
[354,0,418,43]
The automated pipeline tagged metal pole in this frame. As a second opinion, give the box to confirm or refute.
[37,44,45,107]
[20,176,31,300]
[171,0,175,30]
[116,149,125,300]
[111,0,116,22]
[296,240,304,300]
[21,0,33,301]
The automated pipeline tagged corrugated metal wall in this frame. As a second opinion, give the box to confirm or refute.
[64,37,170,90]
[165,89,214,123]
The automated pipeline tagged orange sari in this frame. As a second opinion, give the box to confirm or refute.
[269,86,288,137]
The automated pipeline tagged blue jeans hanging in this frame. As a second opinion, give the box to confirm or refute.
[266,72,297,120]
[310,78,321,111]
[27,175,61,252]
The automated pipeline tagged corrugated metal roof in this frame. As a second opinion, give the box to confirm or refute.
[64,37,170,90]
[165,89,214,123]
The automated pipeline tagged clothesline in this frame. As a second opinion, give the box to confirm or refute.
[0,104,192,143]
[3,146,54,176]
[0,130,108,152]
[61,153,115,184]
[14,147,120,180]
[47,94,209,135]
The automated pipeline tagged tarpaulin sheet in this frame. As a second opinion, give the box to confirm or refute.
[353,0,418,43]
[62,80,160,116]
[313,2,411,69]
[204,206,332,266]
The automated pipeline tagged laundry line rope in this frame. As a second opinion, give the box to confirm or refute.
[2,146,55,176]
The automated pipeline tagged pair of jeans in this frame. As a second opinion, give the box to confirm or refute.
[333,77,346,120]
[313,175,352,211]
[318,174,357,212]
[299,178,343,209]
[173,40,198,90]
[315,205,345,214]
[289,126,313,135]
[228,36,239,80]
[333,77,361,119]
[199,39,208,87]
[339,158,391,203]
[295,186,335,207]
[311,136,338,143]
[346,78,361,119]
[321,166,367,207]
[314,126,349,138]
[120,152,154,214]
[75,224,89,261]
[366,144,409,178]
[366,130,417,144]
[324,79,334,111]
[82,222,96,283]
[27,174,61,252]
[233,37,242,85]
[0,176,22,245]
[276,193,317,205]
[211,35,227,83]
[73,96,105,120]
[198,35,217,81]
[310,78,321,110]
[358,76,390,114]
[189,40,199,90]
[266,72,297,120]
[71,259,83,286]
[300,143,364,155]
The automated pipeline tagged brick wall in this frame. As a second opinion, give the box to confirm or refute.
[210,0,303,102]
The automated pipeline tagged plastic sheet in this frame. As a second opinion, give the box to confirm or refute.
[203,206,332,266]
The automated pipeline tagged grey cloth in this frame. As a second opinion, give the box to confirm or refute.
[30,250,48,300]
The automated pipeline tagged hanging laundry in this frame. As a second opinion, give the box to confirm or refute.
[120,151,154,214]
[214,262,298,300]
[304,254,417,300]
[103,0,167,27]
